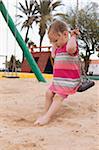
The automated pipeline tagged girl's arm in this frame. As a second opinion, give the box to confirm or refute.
[51,45,57,58]
[66,29,80,54]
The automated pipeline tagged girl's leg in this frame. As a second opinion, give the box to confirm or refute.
[45,89,55,112]
[44,94,64,120]
[34,90,54,125]
[34,94,64,125]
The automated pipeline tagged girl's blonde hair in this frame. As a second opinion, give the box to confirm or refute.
[48,20,68,34]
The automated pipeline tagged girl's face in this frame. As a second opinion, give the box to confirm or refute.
[48,30,68,48]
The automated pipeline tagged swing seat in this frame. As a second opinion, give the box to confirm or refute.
[77,79,95,92]
[2,75,19,78]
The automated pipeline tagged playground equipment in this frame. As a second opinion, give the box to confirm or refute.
[21,46,53,74]
[1,0,19,78]
[0,0,46,82]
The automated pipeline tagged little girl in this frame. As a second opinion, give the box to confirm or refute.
[34,20,81,125]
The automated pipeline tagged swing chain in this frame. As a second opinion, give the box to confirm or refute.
[79,56,89,81]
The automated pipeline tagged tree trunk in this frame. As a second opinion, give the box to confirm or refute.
[25,27,29,43]
[39,35,43,52]
[84,56,90,74]
[22,27,30,62]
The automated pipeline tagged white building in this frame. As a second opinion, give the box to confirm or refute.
[88,60,99,75]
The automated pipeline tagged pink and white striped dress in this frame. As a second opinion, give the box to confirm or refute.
[49,43,81,98]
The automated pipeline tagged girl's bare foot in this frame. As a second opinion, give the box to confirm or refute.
[34,115,51,126]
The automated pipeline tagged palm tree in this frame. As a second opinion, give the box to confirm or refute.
[16,0,38,61]
[34,0,63,51]
[7,55,21,72]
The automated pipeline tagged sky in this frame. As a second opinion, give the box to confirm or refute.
[0,0,99,68]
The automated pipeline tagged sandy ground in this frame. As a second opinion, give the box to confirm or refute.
[0,78,99,150]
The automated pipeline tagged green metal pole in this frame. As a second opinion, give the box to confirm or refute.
[0,1,46,82]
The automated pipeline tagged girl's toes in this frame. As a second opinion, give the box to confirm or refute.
[33,116,50,126]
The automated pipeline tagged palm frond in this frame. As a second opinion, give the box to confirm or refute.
[21,21,28,30]
[29,2,33,12]
[19,2,26,12]
[25,0,28,10]
[16,15,23,18]
[51,1,63,10]
[54,13,68,17]
[32,7,38,15]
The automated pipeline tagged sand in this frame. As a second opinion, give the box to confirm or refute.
[0,78,98,150]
